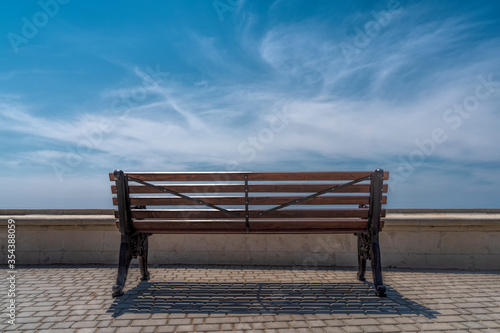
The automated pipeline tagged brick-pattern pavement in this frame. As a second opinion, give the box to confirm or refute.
[1,265,499,332]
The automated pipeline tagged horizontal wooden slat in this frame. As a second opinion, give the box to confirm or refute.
[247,172,389,181]
[131,220,246,233]
[109,171,389,182]
[249,220,369,233]
[121,195,387,206]
[114,209,386,219]
[112,184,389,194]
[121,219,384,234]
[124,209,383,219]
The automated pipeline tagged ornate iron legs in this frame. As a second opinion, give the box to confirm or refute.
[112,235,132,297]
[112,233,150,297]
[356,232,368,282]
[138,234,150,281]
[370,240,386,296]
[356,232,386,296]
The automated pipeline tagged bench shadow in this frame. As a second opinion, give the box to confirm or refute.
[107,281,439,318]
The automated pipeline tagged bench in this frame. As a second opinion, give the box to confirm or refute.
[109,169,389,297]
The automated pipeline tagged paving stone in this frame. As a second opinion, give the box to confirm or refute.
[96,328,117,333]
[51,321,74,329]
[130,319,167,326]
[234,323,253,330]
[195,323,221,331]
[417,322,456,330]
[266,321,291,329]
[108,327,142,333]
[75,329,98,333]
[17,323,42,331]
[221,323,234,330]
[376,324,401,332]
[176,324,195,332]
[205,316,240,324]
[462,321,489,329]
[290,321,310,328]
[72,320,98,329]
[396,324,420,331]
[109,320,131,327]
[342,326,364,333]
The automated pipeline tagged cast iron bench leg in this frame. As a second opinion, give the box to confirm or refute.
[356,234,367,282]
[138,233,150,281]
[371,241,386,297]
[112,235,133,297]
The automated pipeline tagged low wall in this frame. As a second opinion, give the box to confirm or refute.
[1,209,499,269]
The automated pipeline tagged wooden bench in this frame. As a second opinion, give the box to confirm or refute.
[110,169,389,297]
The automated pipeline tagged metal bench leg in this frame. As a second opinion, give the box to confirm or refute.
[112,235,133,297]
[371,241,386,297]
[138,233,150,281]
[356,233,367,281]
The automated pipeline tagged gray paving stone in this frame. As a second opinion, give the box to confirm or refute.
[17,322,42,331]
[266,321,292,329]
[342,326,364,333]
[109,320,131,327]
[130,319,167,326]
[375,324,401,332]
[176,324,195,332]
[396,323,420,331]
[109,327,142,333]
[417,322,456,331]
[166,318,192,325]
[290,321,310,328]
[221,323,234,330]
[205,316,240,324]
[75,329,97,333]
[52,321,74,329]
[72,321,99,329]
[234,323,253,330]
[196,323,221,331]
[96,328,116,333]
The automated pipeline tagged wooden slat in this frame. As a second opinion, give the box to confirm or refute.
[127,209,378,219]
[109,171,389,182]
[112,184,389,194]
[247,171,389,181]
[116,219,385,233]
[115,208,386,219]
[121,195,387,206]
[124,219,385,234]
[132,220,246,233]
[249,220,368,233]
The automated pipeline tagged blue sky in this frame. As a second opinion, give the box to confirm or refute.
[1,0,499,209]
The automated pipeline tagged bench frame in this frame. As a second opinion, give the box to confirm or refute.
[110,169,388,297]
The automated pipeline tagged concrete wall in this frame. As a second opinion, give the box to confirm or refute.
[1,209,499,269]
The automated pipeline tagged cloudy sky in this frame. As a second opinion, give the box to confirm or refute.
[1,0,499,209]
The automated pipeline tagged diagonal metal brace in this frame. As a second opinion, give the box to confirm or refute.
[258,174,372,216]
[127,176,240,217]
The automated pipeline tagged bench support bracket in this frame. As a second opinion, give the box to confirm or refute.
[112,170,151,297]
[112,233,150,297]
[355,169,386,296]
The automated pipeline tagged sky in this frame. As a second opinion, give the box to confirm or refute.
[1,0,499,209]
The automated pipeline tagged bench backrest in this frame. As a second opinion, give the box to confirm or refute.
[110,170,388,233]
